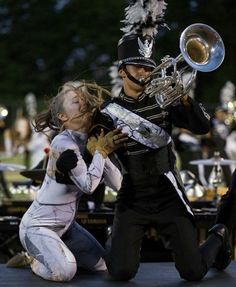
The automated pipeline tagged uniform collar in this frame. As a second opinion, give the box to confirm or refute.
[119,89,146,103]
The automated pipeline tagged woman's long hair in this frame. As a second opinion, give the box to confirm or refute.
[33,80,111,134]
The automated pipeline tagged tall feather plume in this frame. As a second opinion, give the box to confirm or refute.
[121,0,168,37]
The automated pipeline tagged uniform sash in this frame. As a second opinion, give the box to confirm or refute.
[102,103,171,149]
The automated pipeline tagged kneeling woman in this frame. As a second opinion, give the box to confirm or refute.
[19,81,127,282]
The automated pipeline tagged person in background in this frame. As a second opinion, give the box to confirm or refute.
[27,130,50,169]
[18,81,128,282]
[206,106,232,186]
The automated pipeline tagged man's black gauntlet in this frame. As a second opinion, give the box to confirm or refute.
[89,108,114,136]
[55,149,78,185]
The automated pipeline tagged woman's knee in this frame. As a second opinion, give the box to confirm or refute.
[31,259,77,282]
[52,263,77,282]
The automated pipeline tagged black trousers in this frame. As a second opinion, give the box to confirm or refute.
[106,182,221,282]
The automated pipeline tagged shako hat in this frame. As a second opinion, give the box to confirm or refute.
[118,34,157,69]
[117,0,167,69]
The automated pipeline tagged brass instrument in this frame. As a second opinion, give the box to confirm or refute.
[144,23,225,108]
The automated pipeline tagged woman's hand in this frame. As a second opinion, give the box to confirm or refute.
[55,149,78,184]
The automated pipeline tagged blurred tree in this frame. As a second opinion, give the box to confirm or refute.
[0,0,235,113]
[0,0,125,103]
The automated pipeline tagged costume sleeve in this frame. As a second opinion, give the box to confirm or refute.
[170,97,211,135]
[69,150,106,194]
[51,134,106,194]
[103,157,123,191]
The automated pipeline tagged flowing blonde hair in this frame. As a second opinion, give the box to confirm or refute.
[33,80,111,133]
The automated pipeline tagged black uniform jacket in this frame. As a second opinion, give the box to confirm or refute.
[101,90,211,214]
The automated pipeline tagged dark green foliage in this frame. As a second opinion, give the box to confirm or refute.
[0,0,235,110]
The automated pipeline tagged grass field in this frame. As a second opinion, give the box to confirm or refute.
[0,152,36,201]
[0,153,29,181]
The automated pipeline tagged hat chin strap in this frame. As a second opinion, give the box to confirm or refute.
[123,65,146,87]
[123,65,153,87]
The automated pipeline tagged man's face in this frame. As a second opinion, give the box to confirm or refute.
[120,64,153,96]
[125,64,153,81]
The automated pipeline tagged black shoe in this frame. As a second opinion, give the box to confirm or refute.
[208,224,232,270]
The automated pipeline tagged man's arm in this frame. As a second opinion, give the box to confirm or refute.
[170,96,211,135]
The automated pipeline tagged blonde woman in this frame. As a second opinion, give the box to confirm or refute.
[19,81,127,282]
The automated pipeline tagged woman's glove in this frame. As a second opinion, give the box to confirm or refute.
[55,149,78,184]
[87,128,128,158]
[56,149,78,173]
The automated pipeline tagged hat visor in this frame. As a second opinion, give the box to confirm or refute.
[122,60,156,69]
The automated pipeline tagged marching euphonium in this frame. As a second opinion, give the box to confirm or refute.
[144,23,225,108]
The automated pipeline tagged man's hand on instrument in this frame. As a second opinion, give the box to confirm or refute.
[180,94,190,107]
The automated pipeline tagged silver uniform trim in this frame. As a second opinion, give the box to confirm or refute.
[164,171,194,216]
[199,103,211,120]
[138,37,153,58]
[120,57,156,67]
